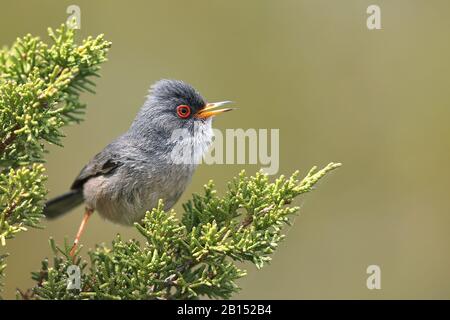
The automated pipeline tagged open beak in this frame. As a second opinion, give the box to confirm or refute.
[195,101,235,119]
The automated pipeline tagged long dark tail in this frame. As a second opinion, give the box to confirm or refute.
[44,189,84,219]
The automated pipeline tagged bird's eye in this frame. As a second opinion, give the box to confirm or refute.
[176,105,191,119]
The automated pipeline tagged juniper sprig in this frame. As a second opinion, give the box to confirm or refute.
[0,23,110,241]
[0,22,110,297]
[30,164,340,300]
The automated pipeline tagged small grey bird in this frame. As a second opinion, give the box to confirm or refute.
[44,79,233,256]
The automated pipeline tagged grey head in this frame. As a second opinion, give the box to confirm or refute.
[126,79,233,164]
[129,80,231,138]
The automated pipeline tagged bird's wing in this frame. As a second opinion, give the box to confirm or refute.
[70,149,123,190]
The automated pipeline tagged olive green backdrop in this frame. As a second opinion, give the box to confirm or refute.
[1,0,450,299]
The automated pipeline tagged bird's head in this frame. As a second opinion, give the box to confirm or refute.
[133,79,233,133]
[129,80,233,161]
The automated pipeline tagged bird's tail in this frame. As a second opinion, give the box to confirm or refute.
[44,189,84,219]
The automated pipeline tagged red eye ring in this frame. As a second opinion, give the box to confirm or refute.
[176,105,191,119]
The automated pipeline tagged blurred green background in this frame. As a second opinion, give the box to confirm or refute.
[1,0,450,299]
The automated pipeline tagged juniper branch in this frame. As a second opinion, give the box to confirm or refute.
[0,23,111,168]
[0,23,110,241]
[0,22,110,297]
[30,164,341,300]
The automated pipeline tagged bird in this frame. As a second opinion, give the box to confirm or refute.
[43,79,234,257]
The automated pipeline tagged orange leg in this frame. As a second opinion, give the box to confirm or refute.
[70,208,94,258]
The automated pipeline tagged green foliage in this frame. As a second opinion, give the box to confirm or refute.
[0,22,111,168]
[30,164,340,300]
[0,22,110,296]
[0,164,46,246]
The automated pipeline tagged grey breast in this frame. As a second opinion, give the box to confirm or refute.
[82,151,195,226]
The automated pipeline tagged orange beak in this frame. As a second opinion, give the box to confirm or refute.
[195,101,234,119]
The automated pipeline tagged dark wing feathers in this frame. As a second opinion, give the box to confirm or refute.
[70,151,123,190]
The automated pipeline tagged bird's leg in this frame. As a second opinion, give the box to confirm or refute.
[69,208,94,258]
